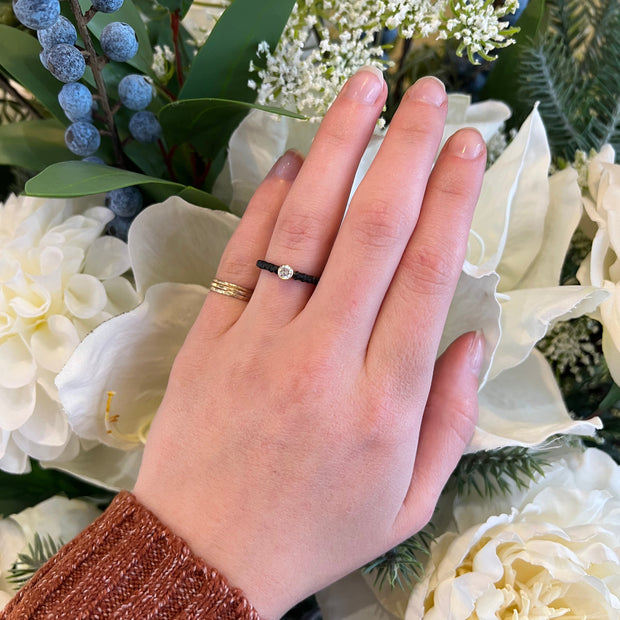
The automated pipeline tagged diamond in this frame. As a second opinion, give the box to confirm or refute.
[277,264,294,280]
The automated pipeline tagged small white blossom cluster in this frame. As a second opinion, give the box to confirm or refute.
[250,0,519,120]
[151,44,175,80]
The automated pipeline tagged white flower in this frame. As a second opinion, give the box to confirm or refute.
[404,448,620,619]
[0,195,136,474]
[576,146,620,383]
[55,197,238,490]
[0,495,101,608]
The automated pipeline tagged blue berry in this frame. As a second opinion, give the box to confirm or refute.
[12,0,60,29]
[58,82,93,121]
[47,43,86,82]
[129,111,161,143]
[100,22,138,62]
[106,215,133,241]
[91,0,123,12]
[379,28,398,45]
[37,16,76,48]
[39,47,52,69]
[118,74,152,111]
[65,121,100,156]
[105,186,143,217]
[83,155,105,164]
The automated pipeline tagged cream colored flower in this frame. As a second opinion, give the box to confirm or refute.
[0,495,101,608]
[405,448,620,619]
[55,197,238,490]
[0,195,136,474]
[576,146,620,383]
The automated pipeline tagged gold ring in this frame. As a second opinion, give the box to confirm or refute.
[209,278,253,302]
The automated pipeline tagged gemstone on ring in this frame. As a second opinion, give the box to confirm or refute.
[277,264,294,280]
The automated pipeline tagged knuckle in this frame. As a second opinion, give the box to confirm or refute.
[275,209,324,252]
[217,252,251,282]
[402,244,456,295]
[350,198,407,252]
[443,394,478,447]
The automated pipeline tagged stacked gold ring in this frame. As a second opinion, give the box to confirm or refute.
[209,278,253,302]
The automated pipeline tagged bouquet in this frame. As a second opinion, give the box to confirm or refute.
[1,0,620,617]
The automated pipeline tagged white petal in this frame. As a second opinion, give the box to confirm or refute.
[30,315,80,373]
[42,443,143,491]
[83,236,130,279]
[603,326,620,387]
[64,274,108,319]
[102,277,140,315]
[470,350,601,452]
[443,95,511,147]
[466,108,550,286]
[0,382,36,431]
[0,434,29,473]
[516,167,584,289]
[8,282,51,319]
[0,336,36,389]
[129,199,238,296]
[57,282,207,450]
[490,285,609,380]
[16,385,69,448]
[440,272,501,387]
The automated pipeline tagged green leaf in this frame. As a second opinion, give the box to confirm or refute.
[159,98,304,160]
[0,119,76,170]
[0,461,113,517]
[0,25,65,119]
[25,161,228,209]
[78,0,154,77]
[179,0,296,101]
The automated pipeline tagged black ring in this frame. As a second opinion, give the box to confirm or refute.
[256,260,320,285]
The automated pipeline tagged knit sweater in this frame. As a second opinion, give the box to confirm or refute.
[0,492,261,619]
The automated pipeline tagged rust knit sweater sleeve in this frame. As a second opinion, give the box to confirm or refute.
[0,491,262,620]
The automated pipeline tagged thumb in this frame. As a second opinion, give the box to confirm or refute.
[395,331,484,538]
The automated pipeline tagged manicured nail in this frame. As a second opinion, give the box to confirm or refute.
[469,330,485,375]
[447,128,485,159]
[343,65,385,104]
[267,149,304,181]
[407,76,446,106]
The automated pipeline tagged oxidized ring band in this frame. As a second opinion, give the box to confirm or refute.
[209,278,253,301]
[256,260,320,285]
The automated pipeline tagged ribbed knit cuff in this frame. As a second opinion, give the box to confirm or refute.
[1,491,262,619]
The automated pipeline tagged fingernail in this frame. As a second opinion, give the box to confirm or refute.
[406,76,446,107]
[469,330,485,376]
[343,65,385,105]
[267,149,304,181]
[447,129,485,159]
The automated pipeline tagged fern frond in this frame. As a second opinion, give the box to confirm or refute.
[452,447,549,498]
[7,533,63,589]
[363,528,435,591]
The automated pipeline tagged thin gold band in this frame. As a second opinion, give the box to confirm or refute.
[209,278,253,302]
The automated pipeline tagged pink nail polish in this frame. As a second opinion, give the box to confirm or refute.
[469,330,485,375]
[406,76,446,107]
[267,149,304,181]
[447,129,485,159]
[343,65,385,105]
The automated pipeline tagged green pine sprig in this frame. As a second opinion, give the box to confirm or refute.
[517,0,620,161]
[362,528,435,591]
[7,533,63,589]
[451,447,549,498]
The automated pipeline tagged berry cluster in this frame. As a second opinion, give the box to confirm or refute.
[12,0,164,238]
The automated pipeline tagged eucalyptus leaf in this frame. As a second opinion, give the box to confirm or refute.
[78,0,154,77]
[159,98,305,160]
[25,161,228,210]
[179,0,296,101]
[0,119,76,171]
[0,25,65,119]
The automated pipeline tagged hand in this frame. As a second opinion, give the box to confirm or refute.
[133,67,486,619]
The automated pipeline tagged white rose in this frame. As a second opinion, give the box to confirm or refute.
[405,448,620,619]
[0,194,136,474]
[577,146,620,383]
[0,495,101,608]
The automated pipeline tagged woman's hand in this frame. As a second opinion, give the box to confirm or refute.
[133,67,486,619]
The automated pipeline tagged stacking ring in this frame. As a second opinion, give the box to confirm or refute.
[256,260,320,285]
[209,278,253,301]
